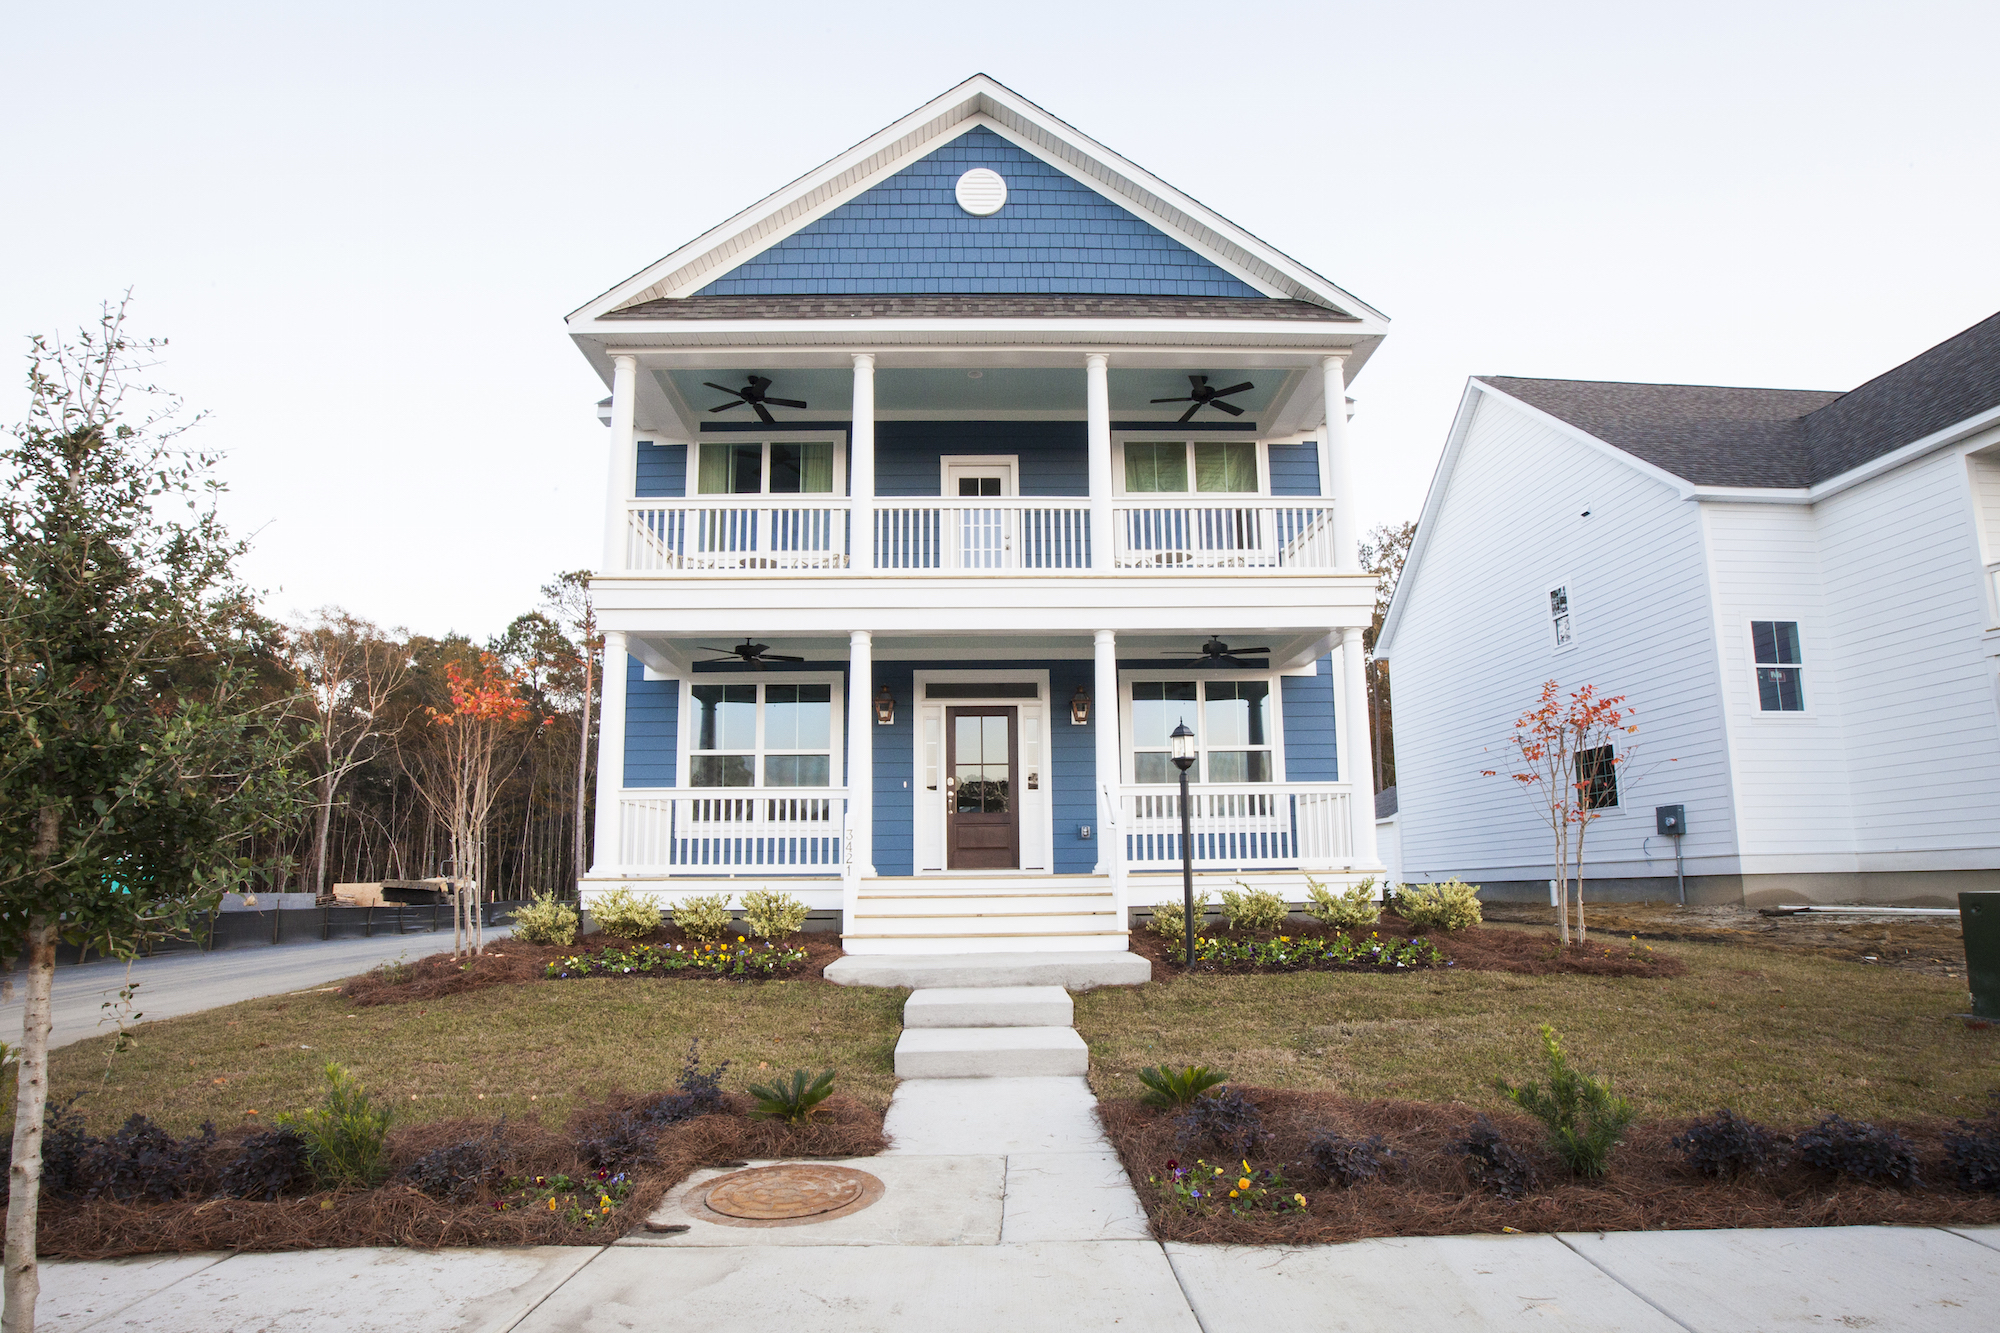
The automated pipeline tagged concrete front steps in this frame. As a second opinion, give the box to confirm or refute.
[840,874,1126,955]
[893,984,1089,1078]
[824,950,1150,990]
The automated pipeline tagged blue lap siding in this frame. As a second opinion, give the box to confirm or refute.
[623,656,680,787]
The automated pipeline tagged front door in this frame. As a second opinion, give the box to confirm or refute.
[946,706,1019,869]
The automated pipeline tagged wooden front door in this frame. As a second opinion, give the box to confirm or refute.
[946,706,1019,870]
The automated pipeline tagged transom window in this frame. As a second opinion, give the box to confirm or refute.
[1122,440,1259,494]
[697,441,836,495]
[1752,620,1804,711]
[1129,679,1274,783]
[688,681,833,787]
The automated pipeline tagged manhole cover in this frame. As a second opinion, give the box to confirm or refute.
[702,1165,880,1221]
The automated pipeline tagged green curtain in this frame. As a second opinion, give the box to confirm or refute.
[1124,441,1188,493]
[697,443,733,494]
[799,441,834,494]
[1194,441,1256,493]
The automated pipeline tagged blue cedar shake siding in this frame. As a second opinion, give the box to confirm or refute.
[1279,655,1340,782]
[636,441,687,498]
[694,127,1263,298]
[623,656,680,786]
[877,421,1090,496]
[1266,441,1321,497]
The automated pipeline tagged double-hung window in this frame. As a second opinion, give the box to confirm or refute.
[1122,440,1260,494]
[1577,744,1619,810]
[696,441,837,495]
[1752,621,1804,711]
[1549,586,1573,648]
[1128,679,1275,784]
[688,682,834,787]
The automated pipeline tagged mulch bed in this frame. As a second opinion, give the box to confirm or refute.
[340,927,847,1007]
[1126,913,1687,979]
[1100,1087,2000,1244]
[35,1091,884,1259]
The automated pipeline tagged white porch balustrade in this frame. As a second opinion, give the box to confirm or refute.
[1118,781,1352,871]
[624,500,851,572]
[618,789,848,869]
[1110,500,1338,571]
[873,498,1093,571]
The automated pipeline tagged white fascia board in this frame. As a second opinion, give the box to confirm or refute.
[1371,379,1483,662]
[567,74,1385,324]
[574,318,1378,349]
[1470,379,1702,498]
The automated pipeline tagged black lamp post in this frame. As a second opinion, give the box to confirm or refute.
[1171,721,1198,969]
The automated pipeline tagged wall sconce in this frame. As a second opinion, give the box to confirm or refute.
[874,685,896,726]
[1070,687,1091,726]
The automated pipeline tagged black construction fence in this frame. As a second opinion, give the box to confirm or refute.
[53,898,582,966]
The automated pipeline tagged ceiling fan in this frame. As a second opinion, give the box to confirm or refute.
[1160,636,1272,667]
[704,375,808,425]
[696,639,806,671]
[1150,374,1255,423]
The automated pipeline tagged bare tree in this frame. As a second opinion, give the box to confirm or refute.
[284,610,409,898]
[1359,520,1415,794]
[541,571,598,892]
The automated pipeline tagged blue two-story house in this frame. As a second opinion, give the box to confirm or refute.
[570,75,1388,954]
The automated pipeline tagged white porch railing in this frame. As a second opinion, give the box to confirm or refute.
[625,500,850,572]
[1111,501,1338,571]
[874,498,1093,571]
[619,789,847,869]
[1118,782,1351,870]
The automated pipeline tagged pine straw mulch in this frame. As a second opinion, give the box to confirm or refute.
[339,927,847,1008]
[1100,1087,2000,1244]
[35,1090,884,1259]
[1125,912,1687,979]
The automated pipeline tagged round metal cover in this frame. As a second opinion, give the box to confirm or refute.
[702,1165,875,1221]
[954,167,1007,216]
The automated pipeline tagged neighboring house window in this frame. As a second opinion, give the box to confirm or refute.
[1577,744,1618,810]
[697,441,836,495]
[1122,440,1259,494]
[1549,586,1573,647]
[1129,679,1274,783]
[688,682,833,787]
[1752,620,1805,711]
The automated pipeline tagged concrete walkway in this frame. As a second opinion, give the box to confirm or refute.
[0,929,509,1051]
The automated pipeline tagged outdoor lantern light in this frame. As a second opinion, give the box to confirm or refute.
[1070,686,1091,726]
[874,685,895,726]
[1171,721,1197,968]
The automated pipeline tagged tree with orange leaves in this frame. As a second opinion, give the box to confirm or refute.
[1484,681,1636,945]
[396,652,545,956]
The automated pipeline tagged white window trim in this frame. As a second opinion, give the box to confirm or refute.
[1746,616,1814,719]
[1547,580,1576,653]
[1117,668,1288,784]
[676,671,847,789]
[909,668,1053,876]
[938,454,1020,497]
[689,437,847,499]
[1111,433,1269,498]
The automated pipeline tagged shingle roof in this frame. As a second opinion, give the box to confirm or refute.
[1480,311,2000,488]
[603,294,1354,322]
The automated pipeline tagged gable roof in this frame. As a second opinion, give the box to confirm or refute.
[568,74,1384,326]
[599,294,1355,322]
[1478,310,2000,489]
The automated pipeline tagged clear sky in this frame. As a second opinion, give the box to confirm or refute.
[5,1,1996,640]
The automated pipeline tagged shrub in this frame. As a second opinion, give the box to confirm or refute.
[37,1097,98,1199]
[1306,1131,1396,1188]
[1302,876,1380,930]
[1174,1088,1268,1156]
[580,1041,734,1169]
[1147,893,1211,949]
[1137,1064,1228,1109]
[1458,1116,1538,1199]
[747,1068,836,1124]
[591,887,664,941]
[404,1127,505,1201]
[741,888,809,940]
[511,892,579,946]
[1497,1024,1635,1177]
[1795,1114,1921,1188]
[280,1062,394,1189]
[1945,1094,2000,1193]
[85,1115,218,1202]
[1396,879,1483,932]
[671,892,734,942]
[1219,882,1289,932]
[1673,1109,1786,1179]
[218,1127,313,1201]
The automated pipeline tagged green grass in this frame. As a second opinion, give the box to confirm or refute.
[1076,936,1995,1124]
[9,977,907,1138]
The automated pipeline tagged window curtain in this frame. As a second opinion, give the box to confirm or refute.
[1194,441,1257,493]
[697,443,733,495]
[799,441,834,494]
[1124,441,1188,493]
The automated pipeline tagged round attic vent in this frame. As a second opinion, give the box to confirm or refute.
[954,168,1007,216]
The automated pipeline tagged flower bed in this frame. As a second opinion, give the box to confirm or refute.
[1103,1086,2000,1245]
[546,939,810,981]
[1190,932,1446,973]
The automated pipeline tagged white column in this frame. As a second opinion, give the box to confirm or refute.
[846,630,875,883]
[1093,629,1120,879]
[1341,626,1381,869]
[850,354,876,572]
[1086,353,1112,570]
[1321,352,1358,572]
[602,355,638,572]
[588,629,629,883]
